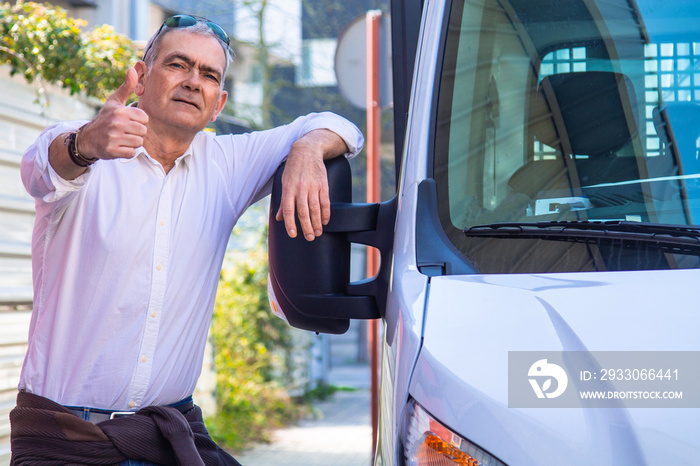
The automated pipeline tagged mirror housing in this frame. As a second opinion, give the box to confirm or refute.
[267,156,395,334]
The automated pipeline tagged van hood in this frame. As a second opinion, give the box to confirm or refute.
[410,268,700,465]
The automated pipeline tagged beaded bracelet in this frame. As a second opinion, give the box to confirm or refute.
[64,125,98,167]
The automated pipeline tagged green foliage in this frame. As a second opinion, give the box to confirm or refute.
[208,244,301,451]
[302,0,389,40]
[302,383,355,403]
[79,24,138,100]
[0,1,139,100]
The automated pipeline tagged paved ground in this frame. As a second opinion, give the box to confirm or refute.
[233,364,373,466]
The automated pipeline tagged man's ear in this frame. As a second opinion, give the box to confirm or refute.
[134,60,148,97]
[210,90,228,122]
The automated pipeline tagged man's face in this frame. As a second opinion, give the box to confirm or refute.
[136,29,228,135]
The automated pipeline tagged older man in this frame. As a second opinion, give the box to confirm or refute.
[11,14,363,465]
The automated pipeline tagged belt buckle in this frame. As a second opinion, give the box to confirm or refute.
[110,411,136,419]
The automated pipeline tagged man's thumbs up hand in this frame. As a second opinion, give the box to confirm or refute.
[78,67,149,161]
[107,66,140,106]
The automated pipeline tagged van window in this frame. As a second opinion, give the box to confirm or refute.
[433,0,700,273]
[539,48,588,79]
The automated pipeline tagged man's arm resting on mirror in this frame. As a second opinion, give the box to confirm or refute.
[276,128,351,242]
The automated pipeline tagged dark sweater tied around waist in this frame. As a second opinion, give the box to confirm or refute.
[9,391,241,465]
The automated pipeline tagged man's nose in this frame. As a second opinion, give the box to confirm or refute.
[183,72,201,91]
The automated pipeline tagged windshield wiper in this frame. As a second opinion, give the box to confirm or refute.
[464,221,700,253]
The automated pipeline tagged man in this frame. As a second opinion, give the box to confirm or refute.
[11,15,363,465]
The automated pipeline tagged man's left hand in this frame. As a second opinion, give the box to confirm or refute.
[276,129,348,241]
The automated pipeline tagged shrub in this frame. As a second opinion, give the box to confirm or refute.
[208,244,301,451]
[0,1,139,100]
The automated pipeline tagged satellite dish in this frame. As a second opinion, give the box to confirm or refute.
[334,13,393,109]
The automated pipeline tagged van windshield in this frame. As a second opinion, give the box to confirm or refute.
[434,0,700,273]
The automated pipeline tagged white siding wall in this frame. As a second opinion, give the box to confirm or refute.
[0,65,98,463]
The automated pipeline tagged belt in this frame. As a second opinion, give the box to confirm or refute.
[65,396,194,424]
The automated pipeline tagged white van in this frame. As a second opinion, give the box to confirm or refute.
[268,0,700,464]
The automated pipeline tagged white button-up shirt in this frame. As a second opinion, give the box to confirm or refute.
[19,112,363,410]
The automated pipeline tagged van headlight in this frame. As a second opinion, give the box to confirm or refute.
[402,400,507,466]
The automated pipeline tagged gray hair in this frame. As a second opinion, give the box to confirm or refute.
[142,22,234,77]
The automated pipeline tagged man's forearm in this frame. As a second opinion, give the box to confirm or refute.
[49,132,90,181]
[275,128,351,241]
[291,129,350,161]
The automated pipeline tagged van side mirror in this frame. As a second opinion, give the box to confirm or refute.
[267,156,395,334]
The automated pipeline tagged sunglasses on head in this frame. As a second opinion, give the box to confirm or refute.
[143,15,230,61]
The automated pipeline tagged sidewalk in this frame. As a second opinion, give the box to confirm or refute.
[233,364,373,466]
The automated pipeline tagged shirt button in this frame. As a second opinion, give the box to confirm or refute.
[141,356,147,363]
[156,264,162,271]
[129,401,136,408]
[151,311,157,318]
[160,220,165,226]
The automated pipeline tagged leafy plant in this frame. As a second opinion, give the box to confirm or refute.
[0,1,139,100]
[80,24,138,100]
[208,242,301,451]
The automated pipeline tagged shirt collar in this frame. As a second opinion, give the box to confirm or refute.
[120,143,194,168]
[122,100,195,168]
